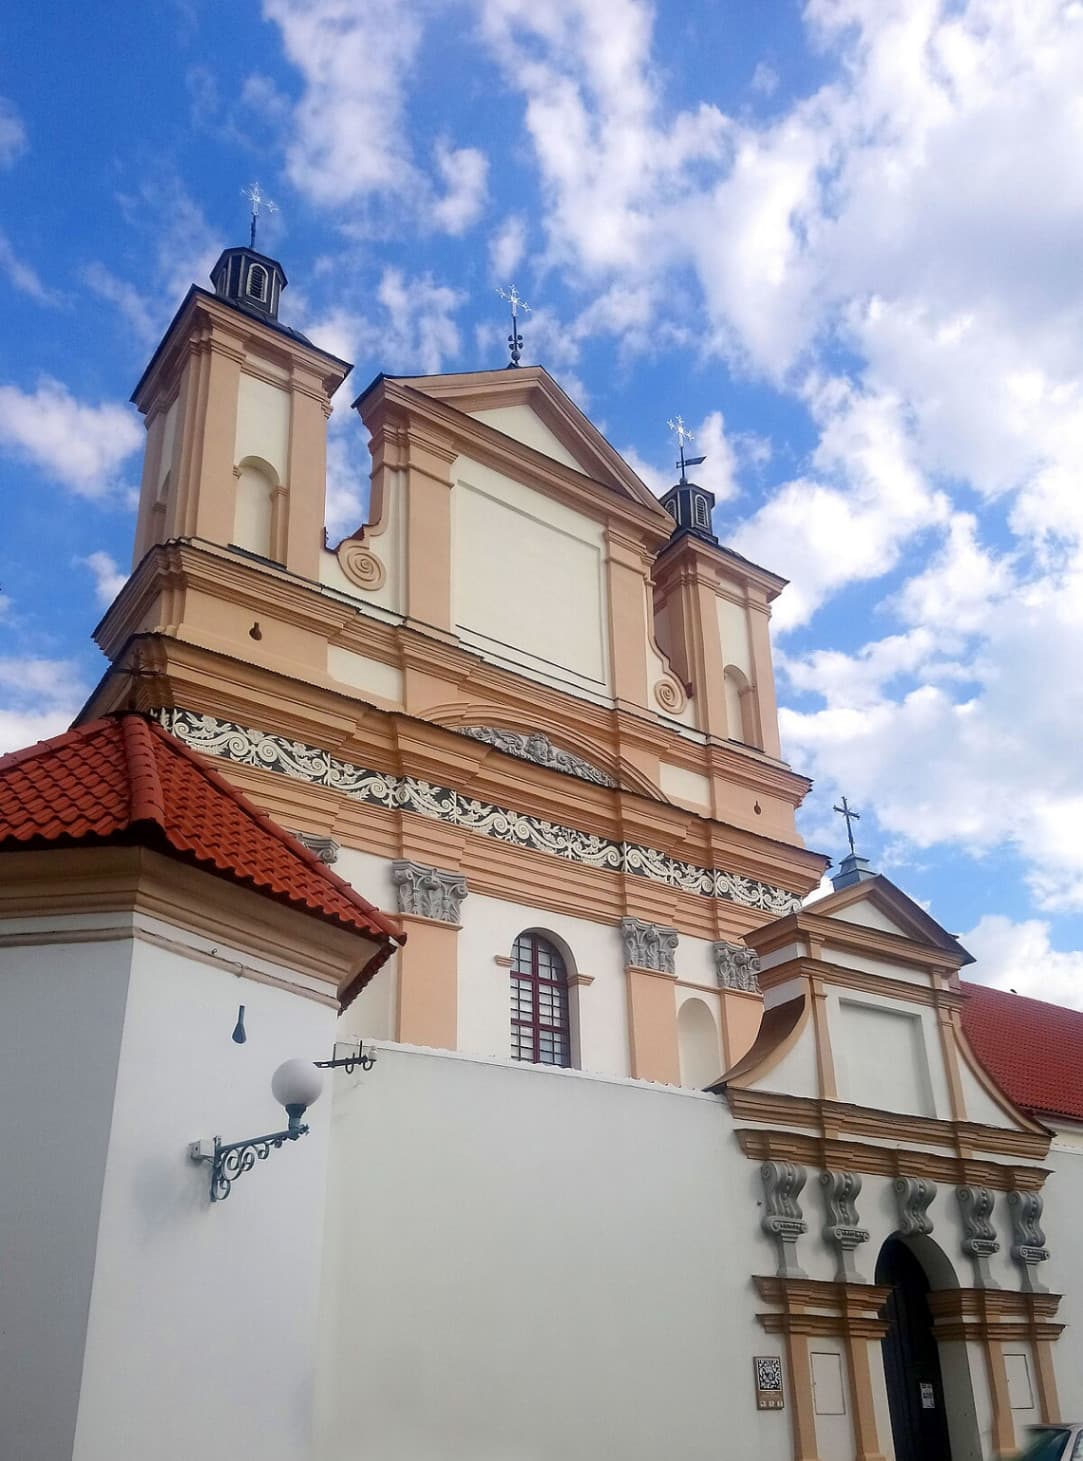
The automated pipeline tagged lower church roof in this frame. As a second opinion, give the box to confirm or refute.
[962,981,1083,1123]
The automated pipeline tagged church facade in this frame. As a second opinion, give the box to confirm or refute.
[3,239,1082,1461]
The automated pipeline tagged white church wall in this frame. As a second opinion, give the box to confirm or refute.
[451,453,611,693]
[1038,1132,1083,1422]
[71,930,338,1461]
[0,935,132,1461]
[316,1045,790,1461]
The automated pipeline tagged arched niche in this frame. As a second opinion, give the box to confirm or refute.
[677,996,722,1089]
[233,455,279,560]
[723,664,760,749]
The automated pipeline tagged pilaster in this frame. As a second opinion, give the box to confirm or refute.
[390,860,467,1050]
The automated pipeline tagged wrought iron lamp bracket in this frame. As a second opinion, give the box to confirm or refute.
[190,1120,310,1203]
[314,1040,376,1076]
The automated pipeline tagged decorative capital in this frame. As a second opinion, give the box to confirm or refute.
[762,1161,808,1279]
[894,1176,936,1237]
[290,830,340,864]
[1008,1190,1050,1293]
[713,939,761,993]
[391,860,467,924]
[620,917,679,974]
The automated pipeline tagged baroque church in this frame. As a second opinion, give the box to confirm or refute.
[2,235,1082,1461]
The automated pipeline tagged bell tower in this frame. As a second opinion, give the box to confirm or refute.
[129,238,351,581]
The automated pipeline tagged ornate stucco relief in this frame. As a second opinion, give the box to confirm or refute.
[1008,1189,1050,1293]
[456,725,617,788]
[819,1169,870,1282]
[761,1160,808,1279]
[391,860,468,924]
[894,1176,937,1237]
[337,539,386,592]
[290,830,340,864]
[158,710,803,916]
[712,939,761,993]
[620,918,679,974]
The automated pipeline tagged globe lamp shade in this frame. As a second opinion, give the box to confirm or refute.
[271,1059,324,1125]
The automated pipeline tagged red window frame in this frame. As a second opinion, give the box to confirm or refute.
[510,932,571,1067]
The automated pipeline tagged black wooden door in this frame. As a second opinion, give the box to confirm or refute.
[877,1238,953,1461]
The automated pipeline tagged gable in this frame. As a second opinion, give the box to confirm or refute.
[823,895,911,938]
[470,404,584,473]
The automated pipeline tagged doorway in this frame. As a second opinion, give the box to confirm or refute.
[877,1236,953,1461]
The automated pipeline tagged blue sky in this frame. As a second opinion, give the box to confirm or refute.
[3,0,1083,1000]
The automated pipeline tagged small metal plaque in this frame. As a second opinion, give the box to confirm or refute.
[920,1382,935,1410]
[755,1355,785,1410]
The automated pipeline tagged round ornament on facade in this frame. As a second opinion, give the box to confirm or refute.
[338,540,386,592]
[653,677,687,714]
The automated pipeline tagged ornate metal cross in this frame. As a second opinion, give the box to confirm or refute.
[667,415,705,484]
[833,795,861,856]
[242,182,277,249]
[498,284,531,367]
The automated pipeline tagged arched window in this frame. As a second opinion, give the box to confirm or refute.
[693,493,710,530]
[247,263,268,303]
[510,932,571,1066]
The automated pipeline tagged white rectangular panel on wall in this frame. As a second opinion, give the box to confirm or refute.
[837,999,935,1116]
[235,372,290,482]
[1005,1353,1035,1410]
[811,1351,846,1416]
[453,466,607,685]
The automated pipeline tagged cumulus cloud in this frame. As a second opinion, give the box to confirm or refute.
[0,656,85,756]
[623,409,741,504]
[489,214,526,279]
[963,915,1083,1010]
[430,141,488,235]
[0,378,142,500]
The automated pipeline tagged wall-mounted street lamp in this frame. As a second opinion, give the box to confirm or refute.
[189,1041,377,1202]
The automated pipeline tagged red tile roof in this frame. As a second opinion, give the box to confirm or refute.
[962,981,1083,1123]
[0,714,404,992]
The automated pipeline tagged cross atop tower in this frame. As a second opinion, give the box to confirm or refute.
[666,415,706,485]
[242,182,277,249]
[498,285,531,368]
[833,795,861,857]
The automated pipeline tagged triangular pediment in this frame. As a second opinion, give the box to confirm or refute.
[381,366,671,521]
[811,875,973,964]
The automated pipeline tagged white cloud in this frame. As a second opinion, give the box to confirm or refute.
[0,378,142,500]
[0,97,26,168]
[0,656,85,756]
[82,263,157,344]
[0,230,57,304]
[430,141,488,235]
[78,551,127,607]
[963,914,1083,1009]
[489,214,526,279]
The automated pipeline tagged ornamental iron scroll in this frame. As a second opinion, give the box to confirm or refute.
[957,1186,1000,1289]
[391,860,468,924]
[762,1160,808,1279]
[713,939,761,993]
[1008,1190,1050,1293]
[894,1176,937,1237]
[159,710,803,916]
[457,726,618,788]
[820,1170,870,1282]
[620,917,679,974]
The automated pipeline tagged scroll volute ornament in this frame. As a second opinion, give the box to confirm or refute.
[338,537,386,592]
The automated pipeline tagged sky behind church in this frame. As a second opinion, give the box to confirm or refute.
[2,0,1083,1001]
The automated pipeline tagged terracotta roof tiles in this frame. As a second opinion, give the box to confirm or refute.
[962,981,1083,1124]
[0,714,404,992]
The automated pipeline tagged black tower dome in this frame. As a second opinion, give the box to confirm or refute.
[209,246,287,323]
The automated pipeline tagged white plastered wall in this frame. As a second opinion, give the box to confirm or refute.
[470,404,584,472]
[451,454,611,694]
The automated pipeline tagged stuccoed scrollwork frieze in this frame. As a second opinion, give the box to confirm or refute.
[158,710,803,915]
[457,726,618,788]
[895,1176,937,1237]
[391,861,468,924]
[762,1161,808,1279]
[957,1186,1000,1289]
[1008,1190,1050,1293]
[713,939,761,993]
[820,1170,870,1282]
[620,918,679,974]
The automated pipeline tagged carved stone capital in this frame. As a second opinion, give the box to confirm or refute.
[894,1176,936,1237]
[958,1186,1000,1289]
[620,917,679,974]
[290,830,340,864]
[820,1170,870,1282]
[712,939,761,993]
[1008,1190,1049,1293]
[762,1161,808,1279]
[390,860,467,924]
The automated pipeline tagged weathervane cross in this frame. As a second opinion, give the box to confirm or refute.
[498,285,531,367]
[667,414,705,484]
[242,182,277,249]
[833,795,861,857]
